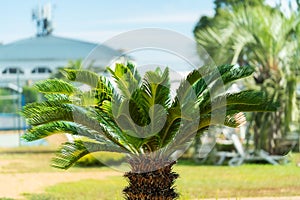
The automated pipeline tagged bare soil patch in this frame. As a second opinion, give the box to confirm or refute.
[0,171,121,199]
[0,151,121,199]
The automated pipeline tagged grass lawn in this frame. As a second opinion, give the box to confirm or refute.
[1,147,300,199]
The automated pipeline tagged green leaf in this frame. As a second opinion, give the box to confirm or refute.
[61,69,99,87]
[22,102,73,126]
[194,64,234,98]
[61,69,114,104]
[158,107,182,147]
[34,79,76,95]
[107,63,140,99]
[52,139,125,169]
[226,101,280,112]
[210,65,255,96]
[200,90,269,114]
[197,112,246,131]
[23,121,106,143]
[44,94,70,101]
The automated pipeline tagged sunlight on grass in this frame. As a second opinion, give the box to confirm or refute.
[25,178,125,200]
[176,164,300,199]
[1,148,300,200]
[24,154,300,200]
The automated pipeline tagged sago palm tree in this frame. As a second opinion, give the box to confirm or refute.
[22,63,278,199]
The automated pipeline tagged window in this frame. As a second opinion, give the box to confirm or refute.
[31,67,52,74]
[2,67,24,74]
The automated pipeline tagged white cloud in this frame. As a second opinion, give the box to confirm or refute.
[57,30,125,43]
[52,10,214,46]
[90,10,213,26]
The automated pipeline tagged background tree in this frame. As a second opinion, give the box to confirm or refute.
[0,88,17,113]
[22,86,39,104]
[194,1,300,153]
[214,0,264,11]
[22,63,277,199]
[0,86,38,125]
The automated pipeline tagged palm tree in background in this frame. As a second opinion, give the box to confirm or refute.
[194,3,300,153]
[22,63,278,199]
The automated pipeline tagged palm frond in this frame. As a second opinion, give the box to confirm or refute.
[23,121,107,143]
[200,90,269,114]
[61,69,100,88]
[197,112,246,131]
[107,63,141,99]
[173,79,196,108]
[126,62,142,84]
[141,68,171,109]
[44,94,70,101]
[52,138,125,169]
[158,107,186,148]
[226,101,280,112]
[210,65,255,96]
[61,69,114,104]
[139,68,171,137]
[23,100,130,153]
[91,108,142,153]
[224,112,246,128]
[193,64,234,98]
[71,106,127,148]
[163,116,200,156]
[34,79,76,95]
[22,102,73,126]
[159,118,181,148]
[198,65,255,109]
[111,67,171,140]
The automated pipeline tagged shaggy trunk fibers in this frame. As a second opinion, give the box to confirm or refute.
[123,156,179,200]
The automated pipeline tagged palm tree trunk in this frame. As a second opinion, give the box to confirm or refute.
[123,156,179,200]
[285,78,297,134]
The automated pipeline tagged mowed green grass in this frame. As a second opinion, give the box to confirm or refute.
[1,148,300,199]
[27,163,300,200]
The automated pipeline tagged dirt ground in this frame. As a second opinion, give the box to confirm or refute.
[0,149,122,199]
[0,171,121,199]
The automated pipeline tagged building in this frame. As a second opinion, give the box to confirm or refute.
[0,4,124,146]
[0,34,122,89]
[0,3,122,88]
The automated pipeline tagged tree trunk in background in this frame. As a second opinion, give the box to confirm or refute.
[285,78,298,133]
[253,77,283,154]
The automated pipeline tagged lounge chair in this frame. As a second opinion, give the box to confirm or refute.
[218,134,287,166]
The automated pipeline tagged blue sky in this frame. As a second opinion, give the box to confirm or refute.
[0,0,215,44]
[1,0,287,72]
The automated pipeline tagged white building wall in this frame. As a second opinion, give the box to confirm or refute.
[0,60,68,86]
